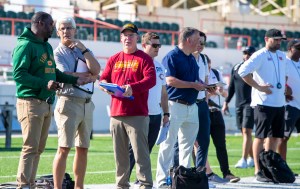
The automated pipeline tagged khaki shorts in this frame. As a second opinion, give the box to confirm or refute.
[54,96,94,148]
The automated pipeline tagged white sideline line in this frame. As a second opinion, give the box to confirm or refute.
[0,148,300,159]
[1,163,300,179]
[0,152,115,159]
[1,148,300,159]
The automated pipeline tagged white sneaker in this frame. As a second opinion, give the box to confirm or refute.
[235,158,248,168]
[157,183,169,189]
[247,157,254,167]
[133,180,141,189]
[209,182,216,188]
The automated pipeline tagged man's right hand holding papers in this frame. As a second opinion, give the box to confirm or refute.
[156,121,170,145]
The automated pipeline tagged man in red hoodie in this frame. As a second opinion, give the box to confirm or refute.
[100,23,156,189]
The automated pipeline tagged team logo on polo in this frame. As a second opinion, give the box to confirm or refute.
[159,73,164,80]
[40,53,47,63]
[48,60,53,66]
[114,60,139,72]
[156,67,165,80]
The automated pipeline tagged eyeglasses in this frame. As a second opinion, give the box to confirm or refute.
[58,27,75,32]
[149,44,161,48]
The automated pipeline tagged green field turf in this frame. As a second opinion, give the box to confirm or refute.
[0,135,299,184]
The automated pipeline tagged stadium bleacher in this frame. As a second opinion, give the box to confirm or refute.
[14,22,24,36]
[1,8,298,49]
[0,9,181,45]
[16,11,27,19]
[223,26,299,51]
[133,20,142,29]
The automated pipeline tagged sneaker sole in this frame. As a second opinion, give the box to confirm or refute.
[235,166,248,169]
[254,175,273,183]
[255,178,272,183]
[230,178,241,183]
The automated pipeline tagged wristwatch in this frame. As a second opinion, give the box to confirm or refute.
[81,48,89,55]
[163,113,170,117]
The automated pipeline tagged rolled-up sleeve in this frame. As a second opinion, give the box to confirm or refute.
[238,53,262,77]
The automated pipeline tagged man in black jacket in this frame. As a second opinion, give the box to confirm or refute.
[222,46,256,169]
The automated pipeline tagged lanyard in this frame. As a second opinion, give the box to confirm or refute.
[291,59,300,79]
[267,51,282,89]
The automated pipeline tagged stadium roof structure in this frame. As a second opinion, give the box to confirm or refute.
[97,0,300,23]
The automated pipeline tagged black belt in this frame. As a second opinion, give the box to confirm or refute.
[18,97,53,104]
[58,95,91,104]
[196,98,206,103]
[210,108,220,112]
[170,99,193,106]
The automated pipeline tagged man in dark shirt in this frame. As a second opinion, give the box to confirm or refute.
[222,46,255,169]
[156,27,206,188]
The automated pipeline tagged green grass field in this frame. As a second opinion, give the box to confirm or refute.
[0,135,299,184]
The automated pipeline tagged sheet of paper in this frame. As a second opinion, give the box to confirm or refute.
[74,58,94,94]
[156,121,170,145]
[206,82,226,88]
[76,58,89,72]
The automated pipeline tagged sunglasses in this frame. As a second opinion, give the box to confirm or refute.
[149,43,161,48]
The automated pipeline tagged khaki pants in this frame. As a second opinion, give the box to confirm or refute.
[16,98,52,188]
[110,116,153,189]
[156,101,199,186]
[54,96,94,148]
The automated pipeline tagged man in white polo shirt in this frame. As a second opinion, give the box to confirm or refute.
[277,39,300,162]
[238,28,288,182]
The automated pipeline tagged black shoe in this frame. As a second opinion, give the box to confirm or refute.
[224,173,240,183]
[255,171,272,182]
[133,180,140,185]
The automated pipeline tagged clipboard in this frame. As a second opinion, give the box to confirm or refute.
[99,83,134,100]
[206,82,226,88]
[73,57,94,94]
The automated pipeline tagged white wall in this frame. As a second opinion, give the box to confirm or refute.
[0,35,243,68]
[0,34,243,132]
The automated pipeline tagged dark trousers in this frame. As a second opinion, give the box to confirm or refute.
[129,114,162,177]
[173,101,210,168]
[210,110,230,177]
[195,101,211,168]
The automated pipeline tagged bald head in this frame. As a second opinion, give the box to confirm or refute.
[31,12,52,26]
[30,11,54,41]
